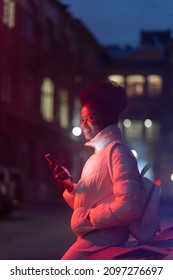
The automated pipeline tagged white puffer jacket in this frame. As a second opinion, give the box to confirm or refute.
[63,125,145,237]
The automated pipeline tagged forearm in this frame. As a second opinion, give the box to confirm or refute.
[63,183,78,209]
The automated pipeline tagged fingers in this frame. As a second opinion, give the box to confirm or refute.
[62,166,71,177]
[54,164,60,173]
[54,170,70,182]
[45,154,57,170]
[44,154,71,182]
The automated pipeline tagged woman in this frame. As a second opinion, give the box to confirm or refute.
[46,80,145,260]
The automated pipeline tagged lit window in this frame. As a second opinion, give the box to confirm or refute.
[126,75,145,97]
[124,120,143,139]
[2,0,15,29]
[108,75,125,86]
[40,78,54,121]
[145,121,160,140]
[58,89,69,128]
[72,98,81,126]
[147,75,162,96]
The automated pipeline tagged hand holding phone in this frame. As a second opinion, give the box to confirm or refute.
[44,154,73,192]
[45,154,64,172]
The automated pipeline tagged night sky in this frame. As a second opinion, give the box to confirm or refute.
[60,0,173,46]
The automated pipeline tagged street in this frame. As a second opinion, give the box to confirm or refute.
[0,198,75,260]
[0,197,173,260]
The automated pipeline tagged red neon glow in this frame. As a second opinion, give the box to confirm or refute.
[154,179,161,186]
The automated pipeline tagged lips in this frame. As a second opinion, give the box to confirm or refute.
[82,129,92,139]
[82,126,90,132]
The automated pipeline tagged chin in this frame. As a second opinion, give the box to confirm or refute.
[84,133,92,140]
[84,135,91,140]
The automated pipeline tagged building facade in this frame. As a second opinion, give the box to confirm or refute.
[104,31,173,200]
[1,1,173,202]
[0,0,107,201]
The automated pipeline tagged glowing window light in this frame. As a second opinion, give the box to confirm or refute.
[40,78,54,122]
[147,75,162,96]
[59,89,69,128]
[72,98,81,126]
[144,119,152,128]
[72,127,82,136]
[145,121,160,140]
[124,120,143,139]
[2,0,15,29]
[107,75,125,86]
[126,75,145,97]
[123,119,131,128]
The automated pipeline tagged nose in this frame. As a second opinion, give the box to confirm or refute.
[80,117,87,126]
[80,121,86,129]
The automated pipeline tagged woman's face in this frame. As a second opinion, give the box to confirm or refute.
[80,103,108,140]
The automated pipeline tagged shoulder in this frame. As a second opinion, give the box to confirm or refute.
[109,141,138,169]
[109,141,133,158]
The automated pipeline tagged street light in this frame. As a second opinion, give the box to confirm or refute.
[72,127,82,136]
[171,174,173,182]
[144,119,152,128]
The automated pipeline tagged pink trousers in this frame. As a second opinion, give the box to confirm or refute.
[61,227,129,260]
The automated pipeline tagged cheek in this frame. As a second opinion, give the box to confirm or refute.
[90,123,100,134]
[92,121,104,132]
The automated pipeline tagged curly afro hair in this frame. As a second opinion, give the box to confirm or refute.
[80,79,127,123]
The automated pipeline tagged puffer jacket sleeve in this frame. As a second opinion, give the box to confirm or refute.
[62,183,78,209]
[89,144,145,229]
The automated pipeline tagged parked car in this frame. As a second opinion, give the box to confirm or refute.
[0,167,24,216]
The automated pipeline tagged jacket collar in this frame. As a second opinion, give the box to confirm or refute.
[84,124,123,152]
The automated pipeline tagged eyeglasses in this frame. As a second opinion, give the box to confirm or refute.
[80,114,96,124]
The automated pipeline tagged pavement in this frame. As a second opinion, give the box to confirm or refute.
[0,198,173,260]
[0,199,75,260]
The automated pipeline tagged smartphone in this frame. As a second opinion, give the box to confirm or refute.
[44,154,70,179]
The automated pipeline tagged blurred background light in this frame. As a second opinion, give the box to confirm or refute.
[123,119,131,128]
[154,179,162,186]
[144,119,152,128]
[131,149,138,159]
[72,127,82,136]
[171,173,173,182]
